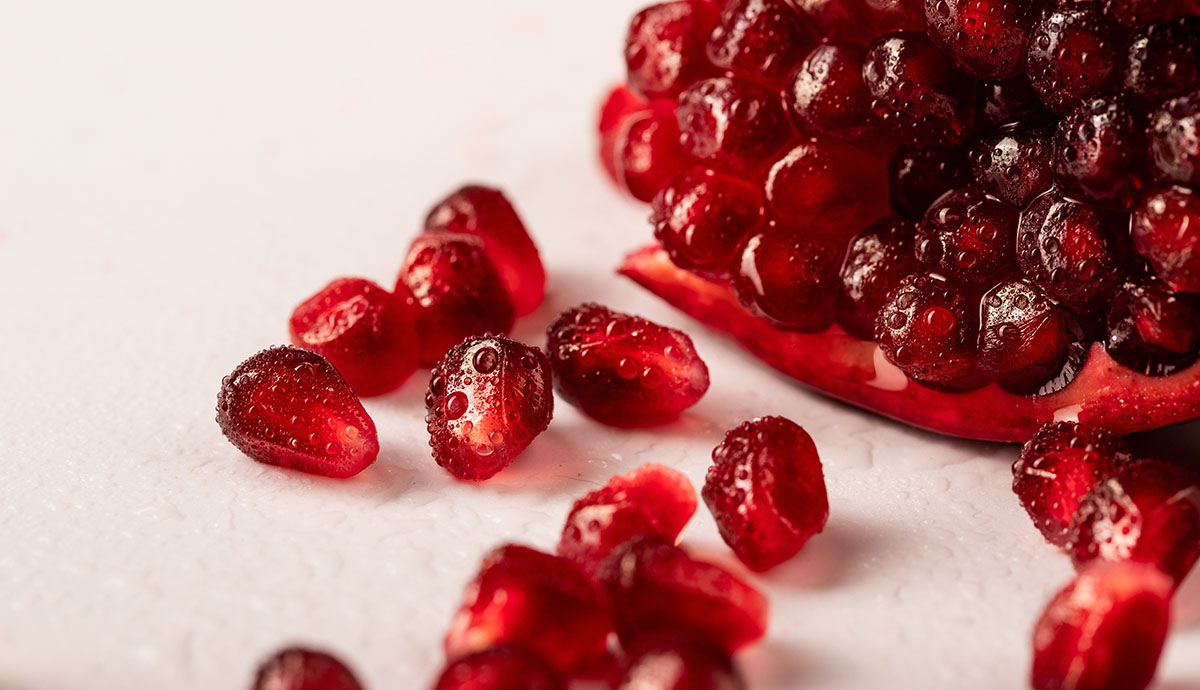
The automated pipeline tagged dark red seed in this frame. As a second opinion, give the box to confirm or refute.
[924,0,1048,79]
[703,416,829,572]
[1103,0,1200,28]
[874,272,981,390]
[433,647,562,690]
[425,335,553,482]
[1131,185,1200,294]
[1122,18,1200,106]
[619,107,692,203]
[216,346,379,479]
[731,226,841,333]
[862,31,977,146]
[251,648,363,690]
[625,1,721,100]
[1105,279,1200,376]
[1148,89,1200,188]
[288,277,419,397]
[1052,98,1149,211]
[970,120,1055,209]
[613,632,746,690]
[764,139,891,236]
[979,280,1077,394]
[651,169,763,281]
[676,77,794,178]
[599,86,651,186]
[1031,561,1172,690]
[914,186,1020,290]
[785,42,880,142]
[977,76,1051,127]
[837,216,920,340]
[1025,6,1125,115]
[888,145,971,218]
[706,0,812,86]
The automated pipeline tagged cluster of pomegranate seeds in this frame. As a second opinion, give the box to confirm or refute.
[547,303,710,427]
[216,346,380,478]
[425,335,553,481]
[433,647,562,690]
[703,416,829,572]
[250,647,364,690]
[613,632,745,690]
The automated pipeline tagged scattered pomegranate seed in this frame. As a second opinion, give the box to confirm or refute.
[398,233,515,366]
[914,186,1020,290]
[874,273,981,390]
[977,76,1050,127]
[924,0,1047,80]
[557,463,698,579]
[1122,18,1200,106]
[1025,6,1125,115]
[651,169,763,281]
[703,416,829,572]
[1131,185,1200,294]
[887,145,971,219]
[599,86,651,187]
[1012,421,1133,547]
[969,121,1055,209]
[216,346,379,478]
[1031,561,1172,690]
[547,303,710,427]
[706,0,812,86]
[619,106,692,203]
[731,226,840,333]
[1105,279,1200,376]
[625,1,720,100]
[862,31,976,146]
[785,41,880,142]
[432,647,562,690]
[613,631,746,690]
[424,185,545,317]
[763,139,890,236]
[288,277,419,398]
[444,544,612,675]
[979,280,1078,395]
[1052,98,1148,211]
[599,535,768,653]
[836,217,919,340]
[425,335,553,482]
[1148,90,1200,188]
[250,647,364,690]
[676,77,794,178]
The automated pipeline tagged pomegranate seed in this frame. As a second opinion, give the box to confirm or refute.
[706,0,812,86]
[651,169,762,281]
[1031,561,1172,690]
[425,335,553,482]
[288,277,419,398]
[924,0,1048,79]
[547,303,709,427]
[619,106,692,203]
[676,77,793,178]
[424,185,545,317]
[251,648,363,690]
[599,535,768,653]
[557,463,698,579]
[1025,6,1124,115]
[614,631,746,690]
[599,86,651,187]
[914,186,1020,290]
[874,272,981,390]
[216,346,379,479]
[433,647,562,690]
[888,145,971,219]
[763,139,890,235]
[1132,185,1200,294]
[1068,458,1200,584]
[625,1,720,100]
[979,280,1078,394]
[785,42,880,142]
[444,544,612,675]
[1052,98,1149,211]
[836,216,919,340]
[1016,190,1125,313]
[398,233,515,366]
[977,76,1050,127]
[969,121,1055,209]
[703,416,829,572]
[1105,279,1200,376]
[1103,0,1200,28]
[1148,90,1200,188]
[792,0,876,44]
[1122,18,1200,106]
[1012,421,1134,547]
[862,31,976,146]
[731,226,840,333]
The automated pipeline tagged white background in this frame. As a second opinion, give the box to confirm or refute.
[0,1,1198,688]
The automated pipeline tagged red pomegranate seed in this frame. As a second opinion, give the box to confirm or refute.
[924,0,1048,80]
[546,303,710,427]
[425,335,553,482]
[785,42,880,142]
[1031,561,1172,690]
[979,280,1077,394]
[613,631,746,690]
[424,185,545,318]
[557,463,698,578]
[862,31,976,146]
[887,145,971,219]
[914,186,1020,290]
[651,169,763,281]
[619,106,692,203]
[1025,6,1124,115]
[977,76,1050,127]
[703,416,829,572]
[599,86,651,187]
[625,1,720,100]
[792,0,876,44]
[1132,185,1200,294]
[1052,98,1149,211]
[1149,90,1200,188]
[1122,18,1200,106]
[969,121,1055,209]
[1068,458,1200,584]
[763,139,890,236]
[444,544,612,675]
[676,77,793,178]
[251,648,363,690]
[1105,279,1200,377]
[1012,421,1134,547]
[731,226,840,333]
[836,216,919,340]
[433,647,562,690]
[398,233,516,366]
[1103,0,1200,28]
[706,0,812,86]
[874,272,981,390]
[216,346,379,479]
[599,535,768,653]
[288,277,419,397]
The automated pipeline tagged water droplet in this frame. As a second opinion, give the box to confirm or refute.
[473,347,499,374]
[444,392,469,420]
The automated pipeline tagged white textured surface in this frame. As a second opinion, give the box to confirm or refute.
[0,2,1198,688]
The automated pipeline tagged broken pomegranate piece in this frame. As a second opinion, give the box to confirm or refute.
[288,277,419,397]
[703,416,829,572]
[599,535,768,654]
[432,647,562,690]
[444,544,612,675]
[251,647,364,690]
[1031,561,1172,690]
[613,631,746,690]
[216,346,379,478]
[425,335,553,482]
[557,463,697,579]
[546,303,709,427]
